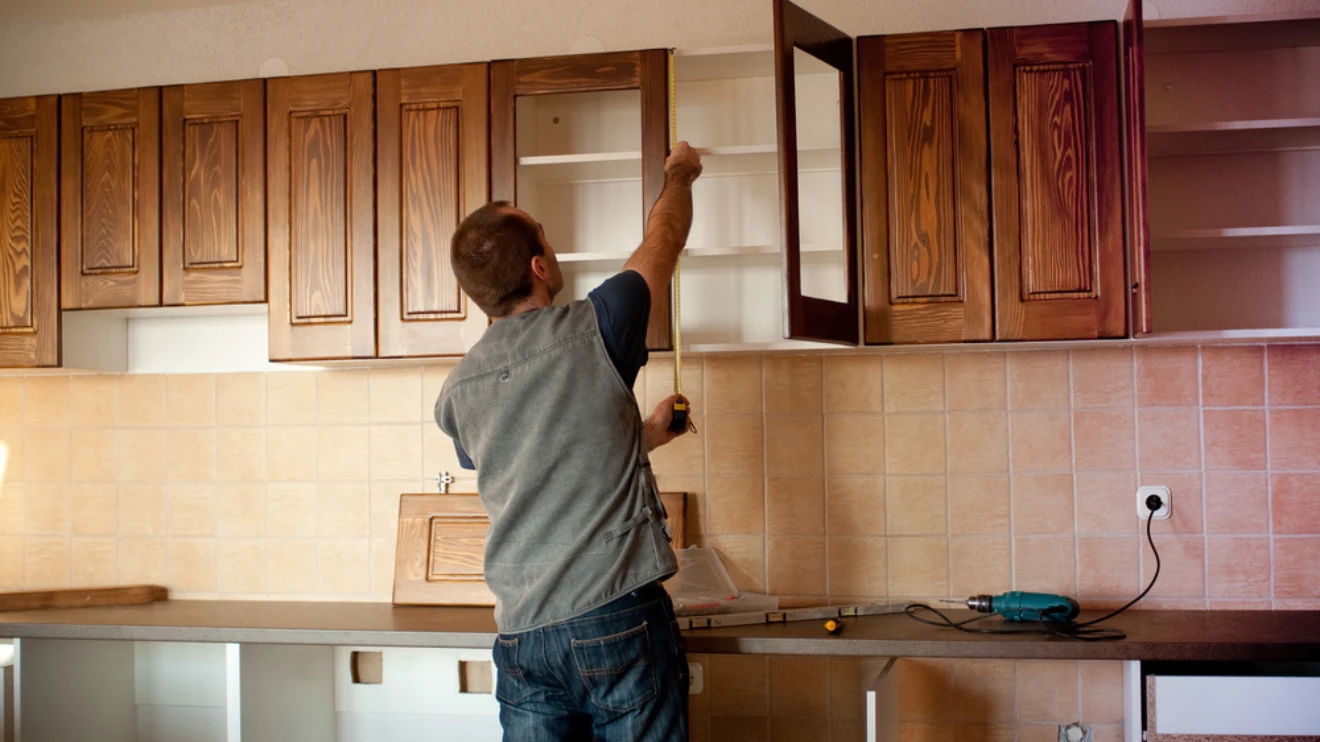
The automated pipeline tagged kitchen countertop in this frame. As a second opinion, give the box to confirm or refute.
[2,602,1318,661]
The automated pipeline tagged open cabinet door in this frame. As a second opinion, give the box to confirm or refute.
[774,0,860,344]
[1124,0,1153,336]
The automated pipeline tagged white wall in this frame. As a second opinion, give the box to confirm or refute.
[3,0,1317,98]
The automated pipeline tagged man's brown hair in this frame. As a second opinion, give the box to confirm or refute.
[450,201,544,317]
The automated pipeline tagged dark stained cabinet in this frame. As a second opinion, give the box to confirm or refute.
[266,72,376,361]
[161,80,266,306]
[859,30,992,344]
[0,96,60,367]
[988,23,1126,340]
[1123,0,1152,337]
[376,63,488,358]
[60,87,161,310]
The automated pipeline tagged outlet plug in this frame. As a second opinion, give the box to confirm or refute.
[1137,485,1171,520]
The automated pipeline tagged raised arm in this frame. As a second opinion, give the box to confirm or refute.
[624,141,703,304]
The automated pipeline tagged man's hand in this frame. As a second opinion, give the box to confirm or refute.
[644,394,693,452]
[664,141,703,185]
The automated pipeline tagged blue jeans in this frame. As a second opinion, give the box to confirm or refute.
[492,583,689,742]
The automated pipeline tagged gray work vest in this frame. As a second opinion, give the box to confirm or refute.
[435,299,677,633]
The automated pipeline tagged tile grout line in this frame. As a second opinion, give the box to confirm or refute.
[1068,350,1081,601]
[941,352,952,600]
[1005,353,1016,593]
[1264,347,1275,608]
[1197,346,1209,609]
[1132,347,1143,603]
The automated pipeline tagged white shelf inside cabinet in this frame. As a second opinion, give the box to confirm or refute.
[696,145,840,176]
[518,151,641,183]
[1148,118,1320,156]
[674,44,774,81]
[1151,225,1320,250]
[556,243,843,266]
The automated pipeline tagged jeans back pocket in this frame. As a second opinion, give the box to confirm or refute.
[493,636,539,706]
[570,621,658,713]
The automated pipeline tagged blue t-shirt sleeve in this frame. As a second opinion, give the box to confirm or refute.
[587,270,651,388]
[454,440,475,471]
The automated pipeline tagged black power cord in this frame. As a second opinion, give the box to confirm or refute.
[905,495,1164,642]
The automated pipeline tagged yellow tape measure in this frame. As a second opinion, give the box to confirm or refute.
[666,50,695,436]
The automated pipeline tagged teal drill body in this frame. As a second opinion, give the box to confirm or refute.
[965,591,1080,622]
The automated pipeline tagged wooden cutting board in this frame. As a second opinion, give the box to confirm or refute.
[393,492,686,606]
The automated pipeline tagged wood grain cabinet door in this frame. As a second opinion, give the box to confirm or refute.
[266,72,375,361]
[1123,0,1153,337]
[988,23,1126,340]
[0,96,60,367]
[859,31,992,345]
[376,63,488,358]
[161,80,266,306]
[60,87,161,309]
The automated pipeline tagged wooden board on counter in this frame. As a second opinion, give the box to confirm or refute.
[394,492,686,606]
[0,585,168,613]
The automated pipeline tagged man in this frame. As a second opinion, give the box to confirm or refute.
[435,141,704,741]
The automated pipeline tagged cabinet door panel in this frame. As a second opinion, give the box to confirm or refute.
[988,23,1126,340]
[267,72,375,360]
[162,80,265,305]
[1124,0,1152,336]
[61,88,160,309]
[0,96,59,367]
[860,31,991,344]
[377,63,489,358]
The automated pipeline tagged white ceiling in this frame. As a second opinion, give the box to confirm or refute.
[0,0,266,25]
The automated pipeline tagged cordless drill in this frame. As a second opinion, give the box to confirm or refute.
[944,591,1080,622]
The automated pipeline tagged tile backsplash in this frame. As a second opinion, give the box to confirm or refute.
[2,343,1317,741]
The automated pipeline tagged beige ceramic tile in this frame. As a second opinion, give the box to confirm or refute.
[266,372,317,425]
[825,476,885,536]
[1201,345,1264,407]
[119,537,168,584]
[1017,661,1079,722]
[25,427,71,481]
[1008,351,1069,410]
[369,424,424,480]
[710,717,767,742]
[24,536,71,588]
[169,538,217,592]
[266,426,317,481]
[268,539,320,594]
[883,354,944,413]
[1206,536,1271,599]
[168,428,216,482]
[369,481,414,541]
[317,370,370,424]
[217,539,268,593]
[71,428,118,482]
[1136,409,1201,470]
[1008,411,1072,472]
[946,412,1008,473]
[896,658,954,721]
[705,535,766,593]
[1268,408,1320,470]
[420,364,454,409]
[422,423,464,481]
[267,482,319,538]
[949,537,1011,596]
[0,427,25,480]
[1011,473,1074,535]
[71,482,118,535]
[217,482,267,538]
[119,483,167,535]
[1267,344,1320,406]
[371,537,397,597]
[1080,662,1126,725]
[369,367,423,422]
[0,484,21,535]
[70,537,118,587]
[704,357,763,414]
[887,536,949,598]
[318,427,371,480]
[705,415,763,475]
[1203,408,1267,471]
[320,539,371,595]
[827,536,886,599]
[118,374,167,426]
[764,416,823,476]
[68,375,119,427]
[886,475,947,535]
[885,414,946,474]
[168,483,216,536]
[1077,536,1139,597]
[825,414,884,475]
[1273,537,1320,599]
[216,427,266,482]
[951,659,1016,722]
[1070,348,1134,409]
[709,655,768,716]
[216,373,266,426]
[1075,471,1138,535]
[766,476,824,535]
[769,656,828,717]
[166,374,216,426]
[767,535,826,596]
[648,420,705,478]
[0,536,21,588]
[763,356,822,415]
[829,657,896,721]
[1142,535,1206,599]
[318,482,370,538]
[944,351,1006,411]
[948,474,1010,536]
[769,718,829,742]
[1205,472,1268,535]
[706,475,765,536]
[24,482,70,535]
[25,376,70,427]
[1014,536,1077,595]
[1072,409,1136,471]
[118,428,167,482]
[1136,347,1199,407]
[823,356,884,413]
[0,378,22,427]
[642,356,703,413]
[1271,473,1320,535]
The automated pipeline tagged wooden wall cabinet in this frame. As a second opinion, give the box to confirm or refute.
[60,87,161,310]
[0,96,60,367]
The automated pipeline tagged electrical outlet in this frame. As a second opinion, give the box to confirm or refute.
[688,662,704,695]
[1058,723,1093,742]
[1137,485,1171,520]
